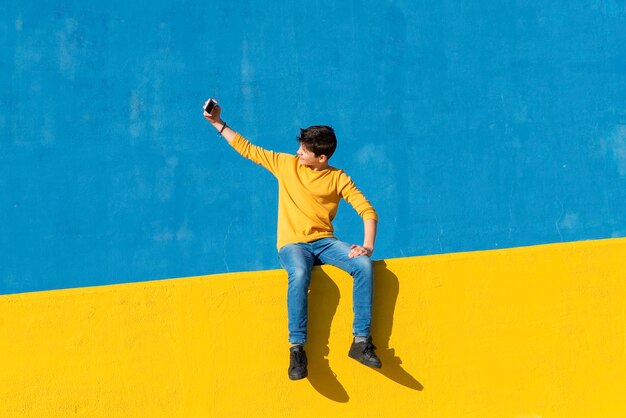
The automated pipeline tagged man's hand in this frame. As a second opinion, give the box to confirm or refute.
[349,244,373,258]
[202,98,237,143]
[203,98,223,124]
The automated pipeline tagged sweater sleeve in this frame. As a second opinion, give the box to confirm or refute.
[337,172,378,222]
[229,133,284,176]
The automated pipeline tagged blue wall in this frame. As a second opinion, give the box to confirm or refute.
[2,1,625,294]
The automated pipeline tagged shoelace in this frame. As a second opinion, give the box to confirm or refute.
[363,342,378,359]
[291,350,306,366]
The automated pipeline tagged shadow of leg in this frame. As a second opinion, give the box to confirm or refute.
[306,268,350,402]
[371,261,424,391]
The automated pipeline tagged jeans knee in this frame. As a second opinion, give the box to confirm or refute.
[352,256,373,277]
[287,267,310,286]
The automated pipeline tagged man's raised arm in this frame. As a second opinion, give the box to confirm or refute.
[202,98,283,176]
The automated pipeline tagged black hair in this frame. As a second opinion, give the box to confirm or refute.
[296,125,337,158]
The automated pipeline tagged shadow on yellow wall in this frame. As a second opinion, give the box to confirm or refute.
[371,262,424,391]
[306,262,424,402]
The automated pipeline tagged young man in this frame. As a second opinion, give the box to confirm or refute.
[203,99,381,380]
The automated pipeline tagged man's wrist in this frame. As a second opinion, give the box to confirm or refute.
[212,120,228,136]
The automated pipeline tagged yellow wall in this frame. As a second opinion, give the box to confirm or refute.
[2,238,626,417]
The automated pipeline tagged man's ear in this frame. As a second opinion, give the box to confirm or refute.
[318,154,328,163]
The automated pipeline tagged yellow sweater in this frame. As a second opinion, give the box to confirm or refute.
[230,133,378,250]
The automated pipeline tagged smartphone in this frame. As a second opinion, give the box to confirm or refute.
[204,99,216,114]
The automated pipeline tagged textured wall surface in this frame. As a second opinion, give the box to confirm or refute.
[1,238,625,417]
[2,1,626,294]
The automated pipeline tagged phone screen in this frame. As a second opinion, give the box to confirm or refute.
[205,99,215,113]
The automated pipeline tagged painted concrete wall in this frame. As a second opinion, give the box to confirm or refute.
[1,238,625,417]
[2,1,626,294]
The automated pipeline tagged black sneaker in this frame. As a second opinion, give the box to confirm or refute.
[348,336,382,368]
[288,345,308,380]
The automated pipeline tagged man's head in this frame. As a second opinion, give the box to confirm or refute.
[296,125,337,170]
[296,126,337,169]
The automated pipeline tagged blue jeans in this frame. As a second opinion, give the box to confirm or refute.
[278,237,374,344]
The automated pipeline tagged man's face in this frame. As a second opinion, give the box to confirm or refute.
[296,143,320,167]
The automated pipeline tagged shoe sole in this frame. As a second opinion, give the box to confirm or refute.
[348,354,382,368]
[288,370,308,380]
